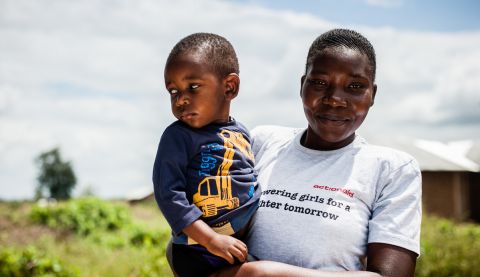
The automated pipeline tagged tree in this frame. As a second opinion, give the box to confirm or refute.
[35,147,77,200]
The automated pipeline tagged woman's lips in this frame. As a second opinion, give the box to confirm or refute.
[316,114,350,126]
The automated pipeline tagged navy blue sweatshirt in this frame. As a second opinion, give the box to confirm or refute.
[153,119,260,244]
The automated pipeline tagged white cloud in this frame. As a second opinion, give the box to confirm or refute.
[364,29,480,135]
[364,0,404,8]
[0,0,479,199]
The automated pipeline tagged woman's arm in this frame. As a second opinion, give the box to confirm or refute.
[213,261,381,277]
[213,243,417,277]
[366,243,417,277]
[213,242,417,277]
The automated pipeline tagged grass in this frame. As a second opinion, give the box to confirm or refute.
[1,199,479,276]
[0,199,173,277]
[416,215,480,277]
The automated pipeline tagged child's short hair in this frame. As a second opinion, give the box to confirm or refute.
[166,32,239,78]
[306,29,376,81]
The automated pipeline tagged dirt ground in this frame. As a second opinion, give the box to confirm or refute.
[0,202,71,246]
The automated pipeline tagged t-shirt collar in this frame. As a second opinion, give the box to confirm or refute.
[293,129,362,155]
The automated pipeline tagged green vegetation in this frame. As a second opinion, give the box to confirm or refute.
[416,215,480,277]
[1,198,479,276]
[0,198,172,277]
[35,148,77,200]
[0,247,78,277]
[30,198,131,235]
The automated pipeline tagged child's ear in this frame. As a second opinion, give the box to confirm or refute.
[224,73,240,100]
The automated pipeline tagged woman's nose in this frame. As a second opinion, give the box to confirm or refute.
[322,86,347,107]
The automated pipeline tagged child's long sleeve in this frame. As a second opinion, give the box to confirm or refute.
[152,125,203,235]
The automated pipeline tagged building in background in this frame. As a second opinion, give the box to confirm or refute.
[370,137,480,223]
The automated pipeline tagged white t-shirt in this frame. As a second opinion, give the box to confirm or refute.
[246,126,422,271]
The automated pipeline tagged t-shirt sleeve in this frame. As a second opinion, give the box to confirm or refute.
[152,126,203,235]
[251,125,282,158]
[250,126,267,157]
[368,158,422,255]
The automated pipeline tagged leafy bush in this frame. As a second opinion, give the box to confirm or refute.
[416,216,480,276]
[23,198,480,276]
[30,197,131,235]
[138,248,171,277]
[87,231,130,249]
[129,226,170,248]
[4,199,173,276]
[0,247,78,277]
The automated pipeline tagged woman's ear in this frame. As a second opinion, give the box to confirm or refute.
[300,75,306,97]
[371,84,377,106]
[224,73,240,100]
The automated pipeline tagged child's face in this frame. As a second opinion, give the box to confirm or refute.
[300,46,376,150]
[164,52,231,128]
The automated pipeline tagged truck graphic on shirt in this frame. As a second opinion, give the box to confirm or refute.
[193,130,253,217]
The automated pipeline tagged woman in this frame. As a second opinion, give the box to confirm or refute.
[216,28,421,277]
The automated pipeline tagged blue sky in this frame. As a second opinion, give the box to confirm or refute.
[1,0,479,199]
[231,0,480,31]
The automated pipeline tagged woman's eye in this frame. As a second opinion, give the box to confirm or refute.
[308,79,327,86]
[348,83,363,89]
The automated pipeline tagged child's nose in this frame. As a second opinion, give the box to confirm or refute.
[174,92,189,106]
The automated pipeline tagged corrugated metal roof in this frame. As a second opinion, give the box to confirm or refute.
[466,140,480,164]
[364,136,479,172]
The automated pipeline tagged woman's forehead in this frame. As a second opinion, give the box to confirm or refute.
[309,47,374,79]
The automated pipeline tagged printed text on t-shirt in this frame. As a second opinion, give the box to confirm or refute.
[259,189,352,221]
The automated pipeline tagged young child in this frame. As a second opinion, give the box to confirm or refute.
[152,33,260,277]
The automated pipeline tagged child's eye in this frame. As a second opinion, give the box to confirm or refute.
[168,89,178,95]
[189,84,199,90]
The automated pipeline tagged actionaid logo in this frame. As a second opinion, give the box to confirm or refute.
[313,185,355,198]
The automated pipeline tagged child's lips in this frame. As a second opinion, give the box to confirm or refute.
[180,112,197,120]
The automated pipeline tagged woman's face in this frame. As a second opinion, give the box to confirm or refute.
[300,46,376,150]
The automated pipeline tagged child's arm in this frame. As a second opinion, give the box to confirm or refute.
[183,219,248,264]
[153,126,203,236]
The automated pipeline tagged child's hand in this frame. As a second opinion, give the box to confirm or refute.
[182,220,248,264]
[205,233,248,264]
